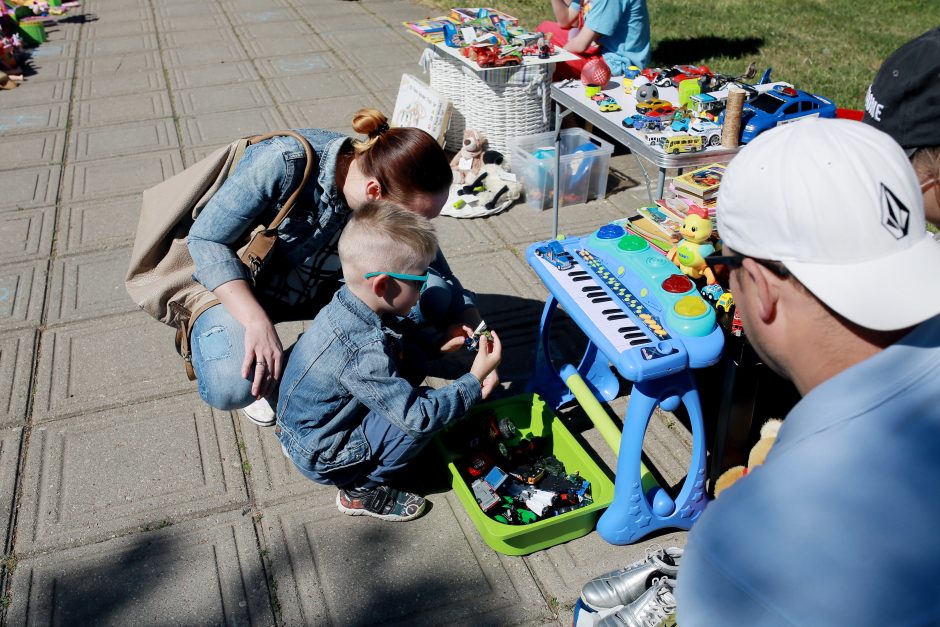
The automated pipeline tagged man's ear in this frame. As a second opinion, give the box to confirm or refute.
[364,178,382,200]
[741,258,779,324]
[368,274,389,298]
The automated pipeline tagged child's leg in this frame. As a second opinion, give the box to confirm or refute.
[355,411,428,488]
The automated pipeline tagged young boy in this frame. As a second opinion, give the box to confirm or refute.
[538,0,651,80]
[275,201,502,522]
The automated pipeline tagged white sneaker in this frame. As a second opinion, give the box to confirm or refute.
[241,398,276,427]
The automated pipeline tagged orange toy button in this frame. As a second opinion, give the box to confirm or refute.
[675,295,708,317]
[661,274,694,294]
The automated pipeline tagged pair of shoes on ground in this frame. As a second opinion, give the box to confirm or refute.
[241,398,276,427]
[580,545,682,626]
[337,485,426,522]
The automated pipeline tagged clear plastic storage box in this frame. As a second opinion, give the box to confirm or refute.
[509,128,614,211]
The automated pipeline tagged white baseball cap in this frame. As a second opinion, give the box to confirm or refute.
[717,117,940,331]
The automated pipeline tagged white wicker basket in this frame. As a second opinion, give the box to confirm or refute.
[427,50,554,163]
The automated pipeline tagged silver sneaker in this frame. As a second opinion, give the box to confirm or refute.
[241,398,276,427]
[580,545,682,611]
[597,577,676,627]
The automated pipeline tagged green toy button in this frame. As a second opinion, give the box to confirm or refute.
[617,235,649,252]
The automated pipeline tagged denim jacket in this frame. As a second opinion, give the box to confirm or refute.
[276,286,482,475]
[187,128,475,312]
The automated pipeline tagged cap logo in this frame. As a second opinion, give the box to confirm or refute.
[880,183,910,239]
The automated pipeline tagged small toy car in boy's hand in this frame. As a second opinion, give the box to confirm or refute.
[465,320,492,352]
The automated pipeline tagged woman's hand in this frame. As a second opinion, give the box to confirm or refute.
[241,319,283,399]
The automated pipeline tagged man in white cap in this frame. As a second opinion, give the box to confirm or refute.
[674,117,940,625]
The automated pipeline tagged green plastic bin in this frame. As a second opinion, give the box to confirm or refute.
[437,393,614,556]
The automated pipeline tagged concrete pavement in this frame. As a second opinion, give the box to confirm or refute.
[0,0,693,623]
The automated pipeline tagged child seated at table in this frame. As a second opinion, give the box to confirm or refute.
[538,0,651,80]
[275,201,502,522]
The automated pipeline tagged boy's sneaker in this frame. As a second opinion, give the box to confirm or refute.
[581,545,682,610]
[241,398,275,427]
[598,577,676,627]
[336,485,426,522]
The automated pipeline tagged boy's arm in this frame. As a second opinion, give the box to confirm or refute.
[341,340,483,440]
[551,0,580,27]
[564,25,599,54]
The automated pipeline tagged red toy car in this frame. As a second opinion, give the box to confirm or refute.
[465,44,521,68]
[655,65,713,87]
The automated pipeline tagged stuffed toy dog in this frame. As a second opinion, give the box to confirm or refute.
[450,129,487,185]
[713,419,782,498]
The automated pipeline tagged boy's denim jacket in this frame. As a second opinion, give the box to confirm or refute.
[187,129,474,311]
[275,286,482,475]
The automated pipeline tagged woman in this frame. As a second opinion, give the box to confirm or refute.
[187,108,491,425]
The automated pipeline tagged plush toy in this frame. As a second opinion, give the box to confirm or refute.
[474,162,523,211]
[713,419,782,498]
[666,213,717,284]
[450,129,487,185]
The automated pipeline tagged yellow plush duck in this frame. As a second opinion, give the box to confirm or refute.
[667,213,717,284]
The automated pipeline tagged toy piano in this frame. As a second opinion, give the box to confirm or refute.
[526,222,723,544]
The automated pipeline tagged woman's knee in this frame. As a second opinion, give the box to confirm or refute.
[197,372,254,410]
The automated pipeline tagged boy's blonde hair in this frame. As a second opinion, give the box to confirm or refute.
[338,200,438,285]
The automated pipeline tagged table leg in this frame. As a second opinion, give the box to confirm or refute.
[551,102,570,240]
[630,151,655,203]
[656,168,666,201]
[707,348,760,496]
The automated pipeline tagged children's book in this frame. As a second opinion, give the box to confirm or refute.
[451,7,519,25]
[623,216,673,252]
[672,163,726,199]
[392,74,452,146]
[402,16,459,43]
[635,205,681,241]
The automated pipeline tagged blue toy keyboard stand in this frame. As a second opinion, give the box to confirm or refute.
[526,223,724,544]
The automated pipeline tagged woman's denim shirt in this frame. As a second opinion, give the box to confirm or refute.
[276,286,482,475]
[188,129,350,292]
[187,128,475,312]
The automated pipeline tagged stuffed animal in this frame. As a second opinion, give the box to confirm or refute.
[713,419,782,498]
[666,213,717,284]
[474,162,522,212]
[450,129,487,185]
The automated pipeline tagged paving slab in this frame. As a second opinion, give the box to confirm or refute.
[56,194,142,255]
[158,25,238,49]
[0,79,70,108]
[61,150,184,203]
[265,71,369,103]
[179,108,288,148]
[78,50,162,76]
[45,247,137,324]
[8,511,272,625]
[280,94,374,131]
[233,19,313,41]
[227,6,300,26]
[16,394,247,554]
[155,12,232,35]
[0,427,22,545]
[259,493,556,626]
[68,118,179,162]
[167,60,261,90]
[32,312,196,421]
[0,206,55,264]
[73,90,173,127]
[81,16,156,39]
[173,82,276,117]
[82,4,152,25]
[240,33,328,59]
[76,69,167,100]
[81,32,159,58]
[0,166,61,211]
[253,51,341,78]
[0,131,65,171]
[0,103,69,136]
[0,332,35,427]
[309,11,389,34]
[25,40,78,62]
[0,260,46,333]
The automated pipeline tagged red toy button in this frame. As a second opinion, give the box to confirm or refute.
[661,274,693,294]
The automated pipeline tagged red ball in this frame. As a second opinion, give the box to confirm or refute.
[581,57,612,86]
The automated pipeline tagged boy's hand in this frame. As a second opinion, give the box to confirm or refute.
[470,331,502,399]
[440,324,473,353]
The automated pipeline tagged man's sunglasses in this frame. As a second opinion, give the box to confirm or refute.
[364,271,430,292]
[701,255,790,278]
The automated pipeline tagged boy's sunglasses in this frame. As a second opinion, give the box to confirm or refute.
[702,255,790,278]
[364,271,430,292]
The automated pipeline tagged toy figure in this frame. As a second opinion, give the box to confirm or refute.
[666,213,717,284]
[450,129,487,185]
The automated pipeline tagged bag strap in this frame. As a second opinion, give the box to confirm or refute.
[237,130,316,277]
[246,130,315,231]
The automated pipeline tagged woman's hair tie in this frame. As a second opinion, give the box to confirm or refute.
[369,122,390,139]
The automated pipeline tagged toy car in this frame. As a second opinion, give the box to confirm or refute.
[689,118,722,146]
[635,98,673,114]
[670,118,690,132]
[643,104,677,118]
[598,98,622,112]
[653,65,713,88]
[622,114,667,132]
[700,283,725,302]
[728,84,836,143]
[534,240,574,270]
[466,44,521,68]
[716,291,735,312]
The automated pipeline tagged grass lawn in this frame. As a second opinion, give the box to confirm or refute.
[416,0,937,109]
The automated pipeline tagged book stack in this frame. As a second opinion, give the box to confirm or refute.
[671,163,725,209]
[402,17,459,43]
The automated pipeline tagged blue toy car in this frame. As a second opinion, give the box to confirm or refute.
[730,85,836,143]
[534,240,574,270]
[621,114,666,132]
